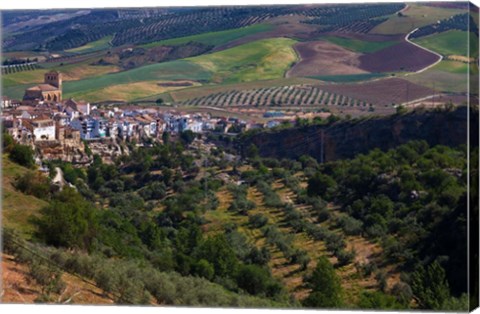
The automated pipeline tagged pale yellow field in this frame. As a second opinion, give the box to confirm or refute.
[66,80,201,102]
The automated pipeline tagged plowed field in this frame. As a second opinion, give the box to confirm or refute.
[359,41,440,73]
[288,41,367,77]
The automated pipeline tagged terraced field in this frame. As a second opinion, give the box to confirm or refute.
[203,170,393,305]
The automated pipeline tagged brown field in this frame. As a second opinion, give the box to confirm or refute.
[287,41,367,77]
[359,41,439,72]
[316,77,434,106]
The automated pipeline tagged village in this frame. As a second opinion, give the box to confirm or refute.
[1,70,306,166]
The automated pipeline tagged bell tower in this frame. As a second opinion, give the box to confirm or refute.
[44,70,62,89]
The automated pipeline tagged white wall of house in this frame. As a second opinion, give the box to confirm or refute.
[34,125,55,141]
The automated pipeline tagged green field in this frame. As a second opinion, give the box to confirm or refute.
[371,4,467,35]
[404,62,468,93]
[64,35,112,54]
[308,73,388,83]
[412,30,477,57]
[63,60,212,100]
[140,24,273,48]
[187,38,298,84]
[432,60,470,74]
[322,36,399,53]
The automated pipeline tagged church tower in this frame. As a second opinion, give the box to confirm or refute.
[44,70,62,89]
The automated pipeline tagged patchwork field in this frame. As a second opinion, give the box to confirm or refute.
[359,41,440,72]
[63,60,212,100]
[412,30,477,57]
[370,4,468,35]
[287,40,366,77]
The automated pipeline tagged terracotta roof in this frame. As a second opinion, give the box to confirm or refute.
[26,84,59,92]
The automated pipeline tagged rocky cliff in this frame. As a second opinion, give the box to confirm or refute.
[242,107,478,162]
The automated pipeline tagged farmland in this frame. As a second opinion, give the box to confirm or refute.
[140,24,274,49]
[187,38,298,84]
[315,78,435,106]
[66,80,202,103]
[412,30,476,57]
[179,84,371,109]
[370,3,467,35]
[64,35,113,54]
[287,41,366,77]
[321,35,400,53]
[63,60,211,99]
[358,41,440,72]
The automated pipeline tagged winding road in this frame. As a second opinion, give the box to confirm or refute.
[404,28,443,75]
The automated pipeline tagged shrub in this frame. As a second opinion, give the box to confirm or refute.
[9,143,35,168]
[249,214,268,228]
[335,249,355,267]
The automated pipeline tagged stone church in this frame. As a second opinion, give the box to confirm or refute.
[23,70,63,102]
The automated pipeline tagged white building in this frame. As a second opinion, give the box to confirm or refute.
[27,117,56,141]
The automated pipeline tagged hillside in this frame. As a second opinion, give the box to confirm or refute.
[2,155,48,238]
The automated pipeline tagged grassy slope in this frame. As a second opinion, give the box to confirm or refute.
[2,155,47,238]
[371,4,467,35]
[140,24,274,48]
[412,30,477,57]
[322,36,399,53]
[187,38,298,84]
[64,35,112,54]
